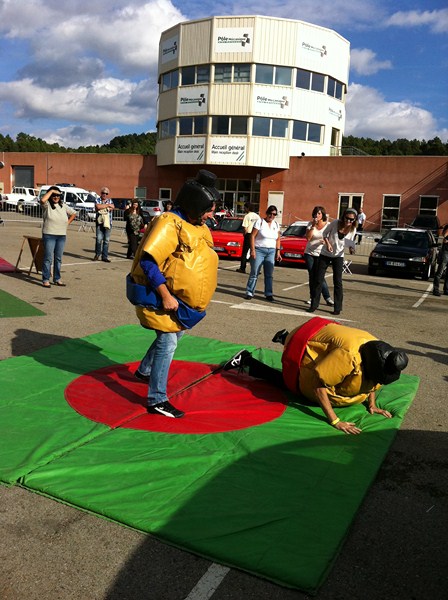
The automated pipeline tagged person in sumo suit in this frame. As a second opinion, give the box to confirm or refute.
[128,170,220,418]
[224,317,408,434]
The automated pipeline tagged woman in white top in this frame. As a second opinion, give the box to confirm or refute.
[308,208,357,315]
[304,205,333,307]
[40,186,76,287]
[245,205,281,301]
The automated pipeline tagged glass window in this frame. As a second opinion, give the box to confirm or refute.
[197,65,210,84]
[230,117,247,135]
[234,64,251,82]
[296,69,311,90]
[255,64,274,84]
[292,121,307,141]
[381,195,401,230]
[179,117,193,135]
[182,66,195,86]
[308,123,322,143]
[212,116,230,135]
[275,66,292,86]
[327,77,336,97]
[194,116,206,134]
[252,117,270,136]
[226,179,237,191]
[335,81,343,100]
[215,64,232,83]
[311,73,325,92]
[271,119,289,138]
[420,196,438,214]
[237,180,251,192]
[159,119,176,139]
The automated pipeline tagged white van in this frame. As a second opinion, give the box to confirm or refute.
[39,184,99,221]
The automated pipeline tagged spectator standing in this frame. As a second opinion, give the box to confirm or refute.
[236,203,259,273]
[129,170,220,418]
[308,208,357,315]
[40,186,76,287]
[245,205,281,302]
[304,205,334,307]
[124,200,148,259]
[94,186,114,262]
[164,200,173,212]
[433,224,448,296]
[356,208,366,244]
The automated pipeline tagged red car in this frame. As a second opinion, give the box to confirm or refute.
[211,217,245,259]
[279,221,308,266]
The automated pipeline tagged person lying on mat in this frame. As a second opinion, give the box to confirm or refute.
[224,317,408,435]
[127,170,219,419]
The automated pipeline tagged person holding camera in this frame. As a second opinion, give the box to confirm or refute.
[40,186,76,288]
[433,224,448,296]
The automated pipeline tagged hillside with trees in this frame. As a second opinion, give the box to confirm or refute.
[0,132,447,156]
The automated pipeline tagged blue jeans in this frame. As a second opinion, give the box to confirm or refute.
[305,253,331,301]
[42,234,66,283]
[138,330,185,406]
[246,247,275,297]
[95,225,111,259]
[433,251,448,294]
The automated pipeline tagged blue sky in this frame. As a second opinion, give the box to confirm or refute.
[0,0,447,148]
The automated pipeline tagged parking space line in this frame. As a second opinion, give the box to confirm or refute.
[412,283,433,308]
[229,302,354,322]
[184,563,230,600]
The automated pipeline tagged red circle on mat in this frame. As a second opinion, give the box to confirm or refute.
[65,360,287,434]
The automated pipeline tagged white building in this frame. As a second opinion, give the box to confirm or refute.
[157,15,350,169]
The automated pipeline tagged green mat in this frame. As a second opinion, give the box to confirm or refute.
[0,288,45,318]
[0,326,419,592]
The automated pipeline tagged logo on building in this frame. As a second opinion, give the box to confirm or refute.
[302,42,327,57]
[162,41,177,58]
[180,94,206,107]
[256,95,289,109]
[329,107,342,121]
[215,28,253,53]
[217,33,251,47]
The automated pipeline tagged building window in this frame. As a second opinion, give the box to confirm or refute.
[327,77,344,100]
[159,188,171,200]
[275,66,292,86]
[179,116,207,135]
[234,64,251,82]
[381,195,401,230]
[215,178,260,215]
[211,116,247,135]
[296,69,311,89]
[292,120,323,143]
[215,64,232,83]
[311,73,325,92]
[419,196,438,215]
[252,117,288,138]
[180,65,210,85]
[161,69,179,92]
[271,119,289,138]
[159,119,177,139]
[252,117,271,137]
[255,64,274,84]
[197,65,210,84]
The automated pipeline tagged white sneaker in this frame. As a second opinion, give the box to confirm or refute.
[306,299,311,305]
[326,298,335,306]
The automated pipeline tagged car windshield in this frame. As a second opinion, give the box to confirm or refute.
[282,225,307,237]
[381,230,429,248]
[217,219,243,233]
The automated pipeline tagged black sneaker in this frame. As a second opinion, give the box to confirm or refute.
[433,290,441,296]
[134,369,150,382]
[265,295,274,302]
[147,401,184,418]
[223,349,251,371]
[272,329,289,344]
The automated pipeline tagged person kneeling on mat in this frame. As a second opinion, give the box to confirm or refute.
[224,317,408,435]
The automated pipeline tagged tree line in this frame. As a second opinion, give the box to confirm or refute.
[0,131,447,156]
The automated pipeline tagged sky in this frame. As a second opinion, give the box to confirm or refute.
[0,0,447,148]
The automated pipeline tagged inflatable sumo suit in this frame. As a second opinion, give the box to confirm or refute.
[130,171,219,333]
[281,317,408,407]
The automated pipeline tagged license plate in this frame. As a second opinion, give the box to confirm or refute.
[213,246,225,252]
[285,252,303,258]
[386,260,406,267]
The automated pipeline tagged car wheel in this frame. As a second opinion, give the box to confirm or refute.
[422,262,432,281]
[368,266,377,275]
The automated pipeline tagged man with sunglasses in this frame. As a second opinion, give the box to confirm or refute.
[308,208,357,315]
[94,186,114,262]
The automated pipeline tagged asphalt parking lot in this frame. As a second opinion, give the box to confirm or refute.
[0,221,447,600]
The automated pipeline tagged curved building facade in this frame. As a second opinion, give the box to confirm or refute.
[157,15,350,168]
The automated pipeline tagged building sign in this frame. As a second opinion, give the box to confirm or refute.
[175,138,206,163]
[209,138,247,164]
[253,87,292,116]
[301,41,327,57]
[178,87,208,114]
[161,35,179,64]
[214,28,253,53]
[329,107,343,121]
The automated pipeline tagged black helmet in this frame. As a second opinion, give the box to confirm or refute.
[175,170,220,222]
[361,340,409,385]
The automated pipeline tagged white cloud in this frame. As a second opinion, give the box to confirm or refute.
[350,49,392,76]
[345,83,448,140]
[385,9,448,34]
